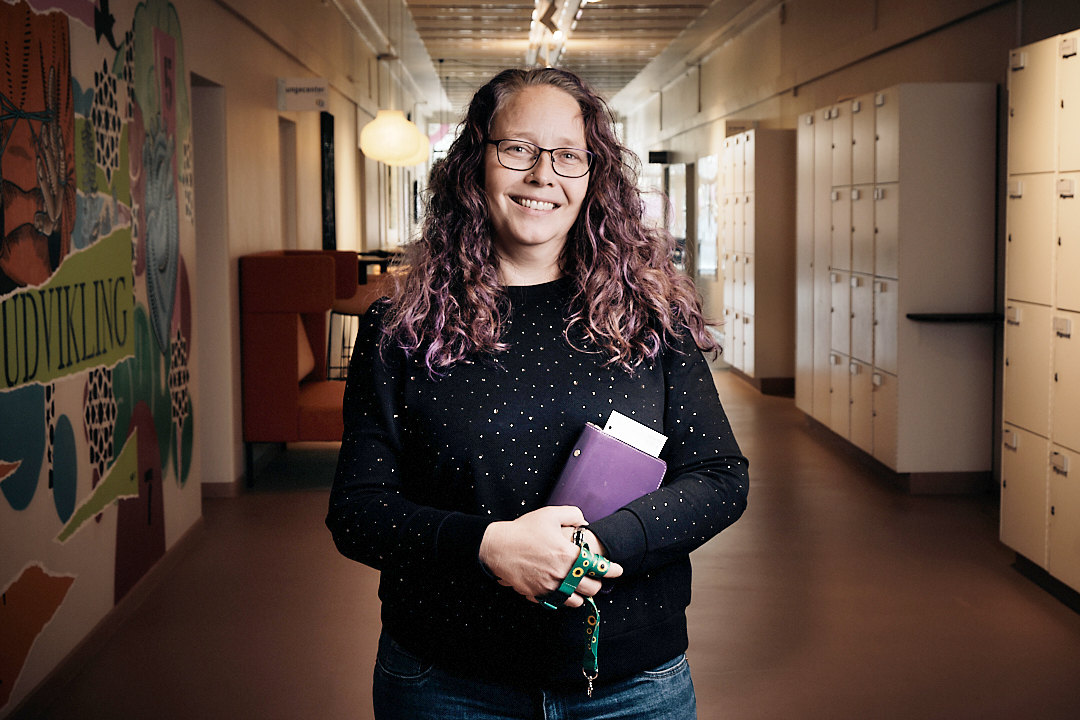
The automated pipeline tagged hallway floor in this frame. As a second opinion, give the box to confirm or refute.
[30,370,1080,720]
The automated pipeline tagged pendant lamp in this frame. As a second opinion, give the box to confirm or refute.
[360,110,421,164]
[389,130,429,167]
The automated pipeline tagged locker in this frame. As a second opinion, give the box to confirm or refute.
[731,311,744,371]
[744,194,756,254]
[831,190,851,271]
[814,109,836,427]
[723,138,735,195]
[1006,173,1056,305]
[849,359,873,454]
[830,353,851,439]
[743,254,756,316]
[733,135,745,194]
[743,314,756,377]
[832,104,852,187]
[796,113,817,416]
[851,186,874,274]
[851,94,876,185]
[722,196,734,254]
[1049,443,1080,593]
[850,273,873,364]
[874,88,899,184]
[744,130,756,190]
[831,271,851,354]
[871,369,898,469]
[1003,301,1052,436]
[1007,36,1059,175]
[733,195,745,253]
[1057,175,1080,312]
[732,254,745,312]
[873,278,898,375]
[1000,424,1049,567]
[723,262,735,310]
[873,184,899,280]
[1053,310,1080,452]
[1062,35,1080,173]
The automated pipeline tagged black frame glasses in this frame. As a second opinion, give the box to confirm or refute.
[486,139,594,178]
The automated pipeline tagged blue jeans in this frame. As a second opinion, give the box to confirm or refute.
[372,632,697,720]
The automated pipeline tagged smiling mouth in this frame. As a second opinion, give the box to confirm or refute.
[514,197,557,211]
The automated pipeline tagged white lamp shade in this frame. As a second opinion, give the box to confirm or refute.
[360,110,421,163]
[388,130,430,167]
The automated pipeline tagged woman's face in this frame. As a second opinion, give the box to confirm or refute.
[484,85,590,266]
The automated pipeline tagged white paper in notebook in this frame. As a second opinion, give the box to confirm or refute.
[602,411,668,458]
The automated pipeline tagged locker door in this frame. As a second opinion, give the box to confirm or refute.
[743,314,756,378]
[850,186,874,274]
[831,189,851,271]
[733,195,745,254]
[871,370,898,470]
[744,130,756,190]
[850,273,873,364]
[744,194,756,254]
[851,94,875,185]
[1062,35,1080,173]
[796,113,816,415]
[1000,424,1049,567]
[1006,174,1055,306]
[723,138,735,195]
[831,271,851,354]
[1007,37,1059,175]
[813,109,835,426]
[1003,302,1052,437]
[830,353,850,439]
[733,134,745,194]
[743,254,755,316]
[723,261,735,310]
[874,88,899,184]
[1053,311,1080,453]
[1049,444,1080,592]
[732,253,745,312]
[873,278,898,375]
[1056,176,1080,312]
[832,105,852,187]
[873,184,899,280]
[849,360,873,454]
[722,306,734,353]
[731,311,744,371]
[723,196,735,254]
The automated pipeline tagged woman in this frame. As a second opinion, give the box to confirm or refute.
[327,68,749,719]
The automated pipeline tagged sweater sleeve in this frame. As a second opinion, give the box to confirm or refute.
[586,334,749,574]
[325,303,493,576]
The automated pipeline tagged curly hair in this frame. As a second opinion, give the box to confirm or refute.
[381,67,718,376]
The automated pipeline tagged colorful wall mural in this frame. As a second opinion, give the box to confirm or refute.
[0,0,196,712]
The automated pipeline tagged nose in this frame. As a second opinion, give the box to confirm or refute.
[528,150,557,183]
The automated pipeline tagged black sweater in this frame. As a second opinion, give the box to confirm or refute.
[327,277,749,690]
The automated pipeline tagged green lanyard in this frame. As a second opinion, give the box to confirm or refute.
[541,538,611,696]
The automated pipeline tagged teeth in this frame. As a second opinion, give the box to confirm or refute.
[517,198,555,211]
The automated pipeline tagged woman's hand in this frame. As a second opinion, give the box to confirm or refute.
[478,506,623,608]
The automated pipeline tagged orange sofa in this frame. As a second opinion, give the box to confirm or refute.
[239,250,358,485]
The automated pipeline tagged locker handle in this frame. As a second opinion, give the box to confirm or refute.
[849,363,860,375]
[831,272,841,283]
[850,275,862,288]
[1005,306,1021,325]
[1058,178,1075,198]
[1055,317,1072,338]
[1008,181,1024,198]
[1003,429,1018,450]
[831,190,840,201]
[1052,452,1069,476]
[874,93,885,106]
[830,354,842,365]
[851,188,861,200]
[874,280,885,293]
[1010,51,1026,70]
[873,187,885,200]
[1063,37,1078,59]
[872,373,883,387]
[805,114,814,125]
[852,99,861,113]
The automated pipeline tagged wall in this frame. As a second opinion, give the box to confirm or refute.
[0,0,432,714]
[1,1,201,714]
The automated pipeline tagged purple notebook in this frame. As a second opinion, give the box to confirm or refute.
[547,423,667,523]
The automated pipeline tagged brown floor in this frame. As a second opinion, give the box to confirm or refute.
[28,370,1080,720]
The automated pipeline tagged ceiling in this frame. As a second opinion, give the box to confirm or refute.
[405,0,717,113]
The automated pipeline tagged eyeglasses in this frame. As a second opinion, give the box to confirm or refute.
[486,139,594,178]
